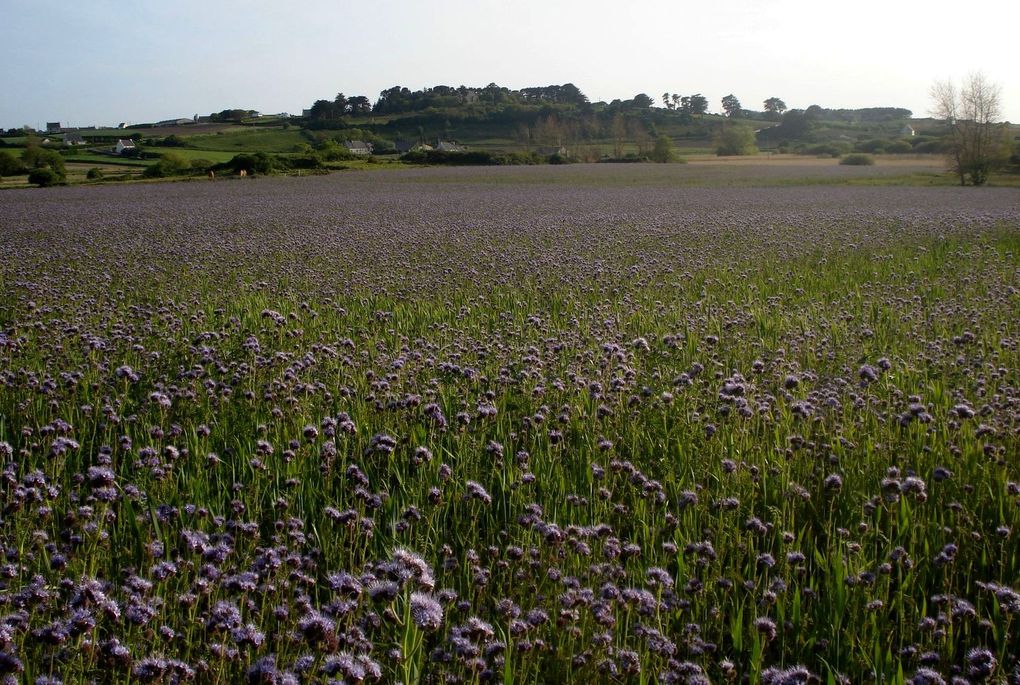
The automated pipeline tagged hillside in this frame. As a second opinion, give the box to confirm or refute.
[3,82,1018,187]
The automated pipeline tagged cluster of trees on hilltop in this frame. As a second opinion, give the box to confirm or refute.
[210,109,261,123]
[307,83,592,122]
[803,105,912,122]
[308,95,373,120]
[374,83,589,114]
[306,83,918,130]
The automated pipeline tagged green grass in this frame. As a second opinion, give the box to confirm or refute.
[184,127,309,152]
[152,148,239,163]
[63,153,153,167]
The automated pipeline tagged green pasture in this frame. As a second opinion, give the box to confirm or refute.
[183,127,309,152]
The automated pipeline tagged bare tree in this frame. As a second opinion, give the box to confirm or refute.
[930,73,1009,185]
[629,119,651,156]
[611,114,626,158]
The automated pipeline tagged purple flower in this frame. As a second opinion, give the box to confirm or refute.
[858,364,879,383]
[762,665,819,685]
[907,668,946,685]
[464,481,492,504]
[754,616,777,640]
[410,592,444,631]
[0,652,23,675]
[965,647,995,679]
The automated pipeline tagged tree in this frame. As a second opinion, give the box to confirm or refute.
[21,145,65,177]
[611,113,626,158]
[930,73,1010,186]
[0,149,24,176]
[662,92,673,110]
[631,93,654,108]
[763,97,787,120]
[212,109,255,122]
[715,123,758,156]
[28,168,61,187]
[143,152,192,178]
[684,94,708,116]
[308,100,332,120]
[348,96,372,115]
[649,135,675,163]
[630,119,651,155]
[721,94,742,118]
[777,110,810,139]
[558,83,588,106]
[534,115,563,145]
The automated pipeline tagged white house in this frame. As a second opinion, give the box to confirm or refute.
[115,139,136,155]
[344,140,373,155]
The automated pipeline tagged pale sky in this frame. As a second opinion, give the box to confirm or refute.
[2,0,1018,129]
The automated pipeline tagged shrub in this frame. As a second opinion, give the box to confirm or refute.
[854,139,886,153]
[800,142,850,157]
[143,152,192,178]
[21,146,66,174]
[599,155,648,163]
[28,168,61,187]
[225,152,276,175]
[0,149,25,176]
[86,167,104,180]
[280,154,325,170]
[649,135,676,163]
[401,150,542,166]
[715,124,758,156]
[369,141,397,155]
[913,139,946,154]
[884,140,913,154]
[316,140,356,162]
[840,154,875,166]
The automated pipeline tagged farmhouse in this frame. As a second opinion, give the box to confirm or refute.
[63,132,86,146]
[46,122,61,133]
[344,140,373,155]
[435,140,466,153]
[395,140,433,153]
[900,124,915,136]
[115,139,136,155]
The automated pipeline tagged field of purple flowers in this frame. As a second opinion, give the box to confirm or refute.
[1,166,1019,684]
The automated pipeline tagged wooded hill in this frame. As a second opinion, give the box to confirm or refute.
[300,83,937,159]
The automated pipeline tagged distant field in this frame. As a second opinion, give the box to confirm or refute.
[64,162,146,182]
[0,174,29,188]
[154,148,238,163]
[184,127,308,152]
[78,123,238,138]
[63,153,152,167]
